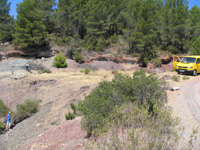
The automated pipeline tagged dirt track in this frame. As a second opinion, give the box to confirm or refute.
[185,77,200,123]
[168,76,200,149]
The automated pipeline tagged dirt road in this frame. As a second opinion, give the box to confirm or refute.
[168,76,200,149]
[185,77,200,123]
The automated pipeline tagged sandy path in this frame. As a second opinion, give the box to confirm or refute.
[168,76,200,149]
[185,78,200,123]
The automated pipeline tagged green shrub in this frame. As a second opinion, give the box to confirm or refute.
[65,112,75,120]
[74,51,83,63]
[108,34,118,43]
[78,70,167,134]
[84,68,91,74]
[167,45,179,54]
[66,48,74,59]
[88,37,97,47]
[85,36,97,50]
[0,121,5,134]
[95,40,106,52]
[41,69,51,73]
[54,36,71,46]
[151,58,162,66]
[53,51,67,68]
[183,76,190,80]
[171,75,180,82]
[0,100,9,117]
[111,70,118,74]
[70,103,77,114]
[87,103,183,149]
[87,44,94,51]
[191,36,200,55]
[13,99,39,124]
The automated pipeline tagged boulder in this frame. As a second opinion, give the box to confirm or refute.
[12,73,26,80]
[6,50,24,57]
[3,42,9,46]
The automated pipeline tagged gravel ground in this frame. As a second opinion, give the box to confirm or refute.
[0,102,53,150]
[0,59,29,72]
[0,58,124,73]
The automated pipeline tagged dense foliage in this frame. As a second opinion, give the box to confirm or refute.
[0,0,14,43]
[86,103,183,150]
[79,70,196,149]
[0,100,9,117]
[13,0,48,48]
[13,99,39,124]
[0,121,5,134]
[53,51,67,68]
[78,70,167,134]
[1,0,200,60]
[0,100,9,134]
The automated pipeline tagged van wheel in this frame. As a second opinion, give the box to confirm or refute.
[193,70,197,76]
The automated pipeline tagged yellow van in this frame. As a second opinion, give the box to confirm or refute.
[173,55,200,76]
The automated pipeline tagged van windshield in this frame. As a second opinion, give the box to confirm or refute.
[180,57,196,63]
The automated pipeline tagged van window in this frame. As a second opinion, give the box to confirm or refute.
[197,58,200,64]
[180,57,196,63]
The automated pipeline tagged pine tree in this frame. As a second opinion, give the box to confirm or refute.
[191,36,200,55]
[170,0,189,53]
[14,0,47,49]
[0,0,14,43]
[52,0,192,56]
[190,5,200,40]
[40,0,56,33]
[55,0,87,38]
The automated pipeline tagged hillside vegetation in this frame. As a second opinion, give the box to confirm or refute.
[1,0,200,65]
[78,70,196,149]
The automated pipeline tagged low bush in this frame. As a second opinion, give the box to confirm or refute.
[53,51,67,68]
[151,58,162,66]
[0,121,5,134]
[86,103,183,149]
[108,34,118,43]
[0,100,9,117]
[42,69,51,73]
[171,75,180,82]
[74,51,83,63]
[78,70,167,134]
[13,99,39,124]
[183,76,190,80]
[65,112,75,120]
[38,68,52,74]
[66,48,74,59]
[95,40,106,52]
[87,44,94,51]
[84,68,91,74]
[111,70,118,74]
[70,103,77,114]
[54,36,71,46]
